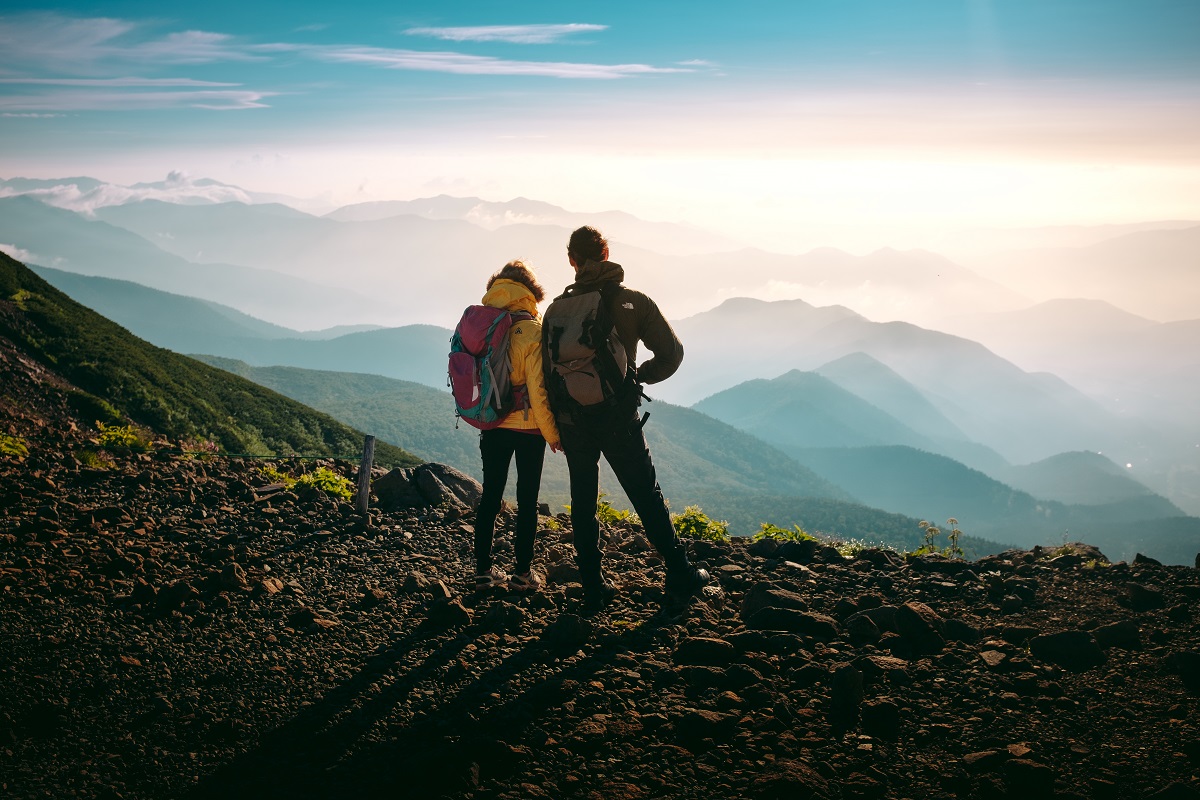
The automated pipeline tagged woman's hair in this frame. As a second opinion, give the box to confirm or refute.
[567,225,608,265]
[487,259,545,302]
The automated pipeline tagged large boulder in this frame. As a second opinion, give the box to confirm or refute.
[373,463,483,511]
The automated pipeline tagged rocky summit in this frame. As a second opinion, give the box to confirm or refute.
[3,442,1200,800]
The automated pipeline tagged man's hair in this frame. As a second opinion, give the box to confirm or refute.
[567,226,608,265]
[487,259,545,302]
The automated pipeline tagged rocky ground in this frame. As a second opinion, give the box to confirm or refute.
[4,436,1200,800]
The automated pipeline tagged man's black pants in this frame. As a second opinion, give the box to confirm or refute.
[560,407,688,583]
[475,428,546,575]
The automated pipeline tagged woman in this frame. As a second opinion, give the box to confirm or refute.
[473,260,561,591]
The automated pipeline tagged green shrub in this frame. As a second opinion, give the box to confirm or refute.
[294,466,354,501]
[753,522,818,543]
[258,465,294,486]
[0,433,29,458]
[673,505,730,543]
[95,422,152,453]
[78,449,115,469]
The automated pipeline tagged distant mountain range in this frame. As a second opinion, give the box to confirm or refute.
[5,174,1198,559]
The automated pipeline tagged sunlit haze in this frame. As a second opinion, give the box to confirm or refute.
[3,1,1199,255]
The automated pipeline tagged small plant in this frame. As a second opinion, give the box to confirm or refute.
[294,466,354,501]
[258,465,294,485]
[673,505,730,543]
[78,449,115,469]
[567,492,640,526]
[832,537,870,558]
[914,518,965,559]
[753,522,818,543]
[0,433,28,459]
[178,436,220,459]
[95,422,152,453]
[542,516,563,531]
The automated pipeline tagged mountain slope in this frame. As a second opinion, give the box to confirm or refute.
[669,296,1132,466]
[192,358,996,546]
[0,252,418,465]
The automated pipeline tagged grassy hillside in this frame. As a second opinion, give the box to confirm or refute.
[0,252,419,466]
[188,357,1021,552]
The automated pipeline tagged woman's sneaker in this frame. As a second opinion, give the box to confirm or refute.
[508,571,544,592]
[474,566,508,589]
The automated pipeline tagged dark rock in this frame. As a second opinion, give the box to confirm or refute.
[747,537,780,558]
[751,759,831,800]
[674,636,736,667]
[861,698,901,740]
[1147,782,1200,800]
[546,561,581,585]
[846,613,881,646]
[157,580,198,610]
[423,598,473,630]
[846,605,899,633]
[1128,583,1166,611]
[1093,619,1140,649]
[830,663,863,718]
[741,583,808,619]
[217,562,248,591]
[854,654,910,686]
[373,463,483,511]
[1134,552,1164,567]
[895,601,945,654]
[1001,625,1041,645]
[1029,630,1105,671]
[1003,759,1056,795]
[776,539,818,563]
[944,617,981,643]
[855,548,904,569]
[746,608,839,641]
[544,614,592,649]
[1169,651,1200,693]
[402,572,430,593]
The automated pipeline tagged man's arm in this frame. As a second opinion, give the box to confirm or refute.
[633,292,683,385]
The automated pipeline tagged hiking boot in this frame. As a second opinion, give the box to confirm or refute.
[508,570,543,592]
[581,581,618,615]
[473,566,507,590]
[665,566,711,598]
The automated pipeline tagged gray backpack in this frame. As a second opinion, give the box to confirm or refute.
[541,282,630,418]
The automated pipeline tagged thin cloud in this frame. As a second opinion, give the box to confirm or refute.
[403,23,607,44]
[0,12,265,72]
[313,46,688,79]
[0,77,240,87]
[0,89,274,111]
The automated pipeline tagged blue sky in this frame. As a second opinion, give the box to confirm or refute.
[2,1,1199,251]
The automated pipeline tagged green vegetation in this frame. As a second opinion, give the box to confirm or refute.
[295,467,355,501]
[0,433,29,458]
[0,252,419,467]
[95,422,153,453]
[258,465,293,485]
[256,464,354,500]
[78,449,115,469]
[752,522,817,543]
[673,505,730,543]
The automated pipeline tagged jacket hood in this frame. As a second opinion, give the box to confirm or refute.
[569,260,625,292]
[482,279,540,317]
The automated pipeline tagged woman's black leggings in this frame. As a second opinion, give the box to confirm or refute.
[475,428,546,574]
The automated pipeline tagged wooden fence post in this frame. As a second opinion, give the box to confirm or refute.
[356,434,375,515]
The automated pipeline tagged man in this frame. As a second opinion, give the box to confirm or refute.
[543,225,710,613]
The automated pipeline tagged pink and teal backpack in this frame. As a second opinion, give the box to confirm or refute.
[448,306,532,429]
